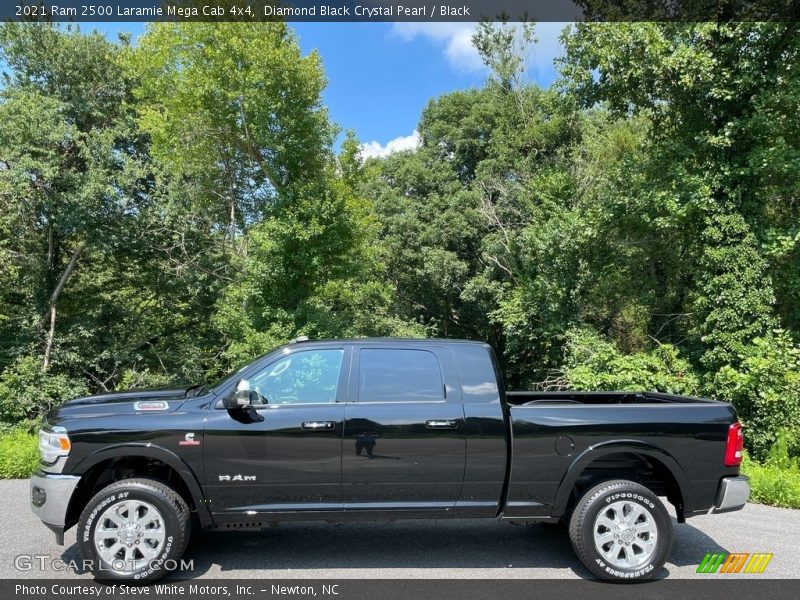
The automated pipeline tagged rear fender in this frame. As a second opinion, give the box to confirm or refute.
[551,439,688,519]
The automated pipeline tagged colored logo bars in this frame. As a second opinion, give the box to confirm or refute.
[697,552,773,574]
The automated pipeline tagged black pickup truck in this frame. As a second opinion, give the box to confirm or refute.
[31,338,748,581]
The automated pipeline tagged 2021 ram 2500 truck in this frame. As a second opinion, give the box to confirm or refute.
[31,338,749,582]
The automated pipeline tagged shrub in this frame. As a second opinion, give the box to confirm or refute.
[561,327,700,394]
[713,331,800,461]
[744,463,800,509]
[0,356,88,428]
[0,428,39,479]
[740,431,800,509]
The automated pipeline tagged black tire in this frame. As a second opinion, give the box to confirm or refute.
[568,479,671,581]
[77,478,191,582]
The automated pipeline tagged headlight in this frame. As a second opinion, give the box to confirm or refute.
[38,426,71,467]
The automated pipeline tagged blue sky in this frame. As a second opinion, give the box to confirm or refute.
[81,22,568,156]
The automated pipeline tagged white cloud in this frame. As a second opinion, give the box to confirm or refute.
[360,130,421,159]
[391,23,483,72]
[390,22,570,82]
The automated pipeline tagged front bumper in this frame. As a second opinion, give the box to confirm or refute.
[30,470,81,544]
[713,475,750,513]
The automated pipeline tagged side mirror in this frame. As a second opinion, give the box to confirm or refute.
[223,379,254,410]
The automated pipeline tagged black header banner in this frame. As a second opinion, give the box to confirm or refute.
[4,0,800,23]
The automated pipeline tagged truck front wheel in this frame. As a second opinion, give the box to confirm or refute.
[568,479,671,581]
[77,478,191,581]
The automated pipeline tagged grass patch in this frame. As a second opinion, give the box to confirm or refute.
[0,428,39,478]
[742,456,800,509]
[741,430,800,509]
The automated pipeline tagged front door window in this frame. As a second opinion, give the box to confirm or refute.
[248,349,344,405]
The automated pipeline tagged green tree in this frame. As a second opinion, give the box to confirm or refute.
[0,24,146,372]
[130,23,420,368]
[559,23,800,370]
[131,22,335,238]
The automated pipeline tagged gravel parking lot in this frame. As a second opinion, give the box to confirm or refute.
[1,479,797,580]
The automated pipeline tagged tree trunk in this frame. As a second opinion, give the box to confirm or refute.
[230,199,236,244]
[43,242,86,370]
[43,304,57,370]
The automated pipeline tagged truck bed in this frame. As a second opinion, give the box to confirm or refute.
[503,388,736,520]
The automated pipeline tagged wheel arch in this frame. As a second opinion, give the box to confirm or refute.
[552,440,688,522]
[67,444,212,529]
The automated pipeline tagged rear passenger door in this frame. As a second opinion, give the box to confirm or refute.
[341,343,466,514]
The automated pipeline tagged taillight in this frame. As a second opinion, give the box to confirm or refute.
[724,422,744,466]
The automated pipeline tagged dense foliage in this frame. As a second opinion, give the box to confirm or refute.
[0,22,798,463]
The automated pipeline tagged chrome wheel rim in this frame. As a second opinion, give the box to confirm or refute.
[93,499,166,572]
[593,500,658,569]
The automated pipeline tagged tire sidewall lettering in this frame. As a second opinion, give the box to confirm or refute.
[82,492,125,543]
[134,535,174,579]
[597,560,655,578]
[603,491,655,509]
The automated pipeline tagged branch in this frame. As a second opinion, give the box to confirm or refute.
[47,242,86,308]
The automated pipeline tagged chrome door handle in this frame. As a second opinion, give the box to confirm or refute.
[302,421,335,431]
[426,419,458,429]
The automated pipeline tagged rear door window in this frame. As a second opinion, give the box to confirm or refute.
[358,349,444,402]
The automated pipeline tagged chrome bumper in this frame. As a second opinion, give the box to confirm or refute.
[30,470,81,543]
[713,475,750,513]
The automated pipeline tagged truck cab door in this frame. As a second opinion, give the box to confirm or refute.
[202,345,349,517]
[342,344,466,516]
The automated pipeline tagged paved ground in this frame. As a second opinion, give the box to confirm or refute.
[2,479,798,579]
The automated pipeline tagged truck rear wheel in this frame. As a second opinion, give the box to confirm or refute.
[568,479,671,581]
[77,478,190,581]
